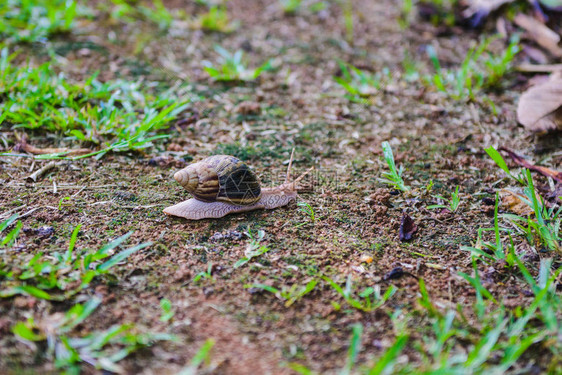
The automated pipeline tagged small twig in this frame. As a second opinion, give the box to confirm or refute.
[26,161,57,182]
[18,207,42,219]
[0,204,27,220]
[71,186,87,197]
[3,184,120,190]
[516,63,562,73]
[89,201,113,206]
[16,137,92,156]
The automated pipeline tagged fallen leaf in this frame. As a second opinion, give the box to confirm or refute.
[383,266,418,281]
[499,147,562,183]
[500,189,535,216]
[516,77,562,133]
[399,214,417,242]
[513,13,562,58]
[384,267,405,280]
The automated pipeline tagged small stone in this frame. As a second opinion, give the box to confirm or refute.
[167,143,183,152]
[235,101,261,115]
[77,48,91,57]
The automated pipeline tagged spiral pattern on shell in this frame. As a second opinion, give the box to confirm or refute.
[173,155,262,205]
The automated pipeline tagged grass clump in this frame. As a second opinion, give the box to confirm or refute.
[428,185,462,212]
[246,279,318,307]
[177,339,216,374]
[288,322,407,374]
[13,297,176,373]
[160,298,175,322]
[334,61,387,103]
[379,141,409,192]
[279,0,302,14]
[461,193,517,266]
[412,279,550,373]
[280,0,326,14]
[504,170,561,252]
[193,263,214,283]
[420,0,458,26]
[486,147,561,253]
[204,46,272,82]
[0,47,192,159]
[323,275,396,312]
[0,227,151,300]
[193,4,239,32]
[289,263,560,374]
[297,201,316,224]
[425,35,520,101]
[0,0,79,43]
[0,213,22,247]
[105,0,175,31]
[234,229,270,268]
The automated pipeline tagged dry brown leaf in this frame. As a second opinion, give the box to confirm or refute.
[399,214,417,242]
[516,77,562,133]
[500,189,534,216]
[513,13,562,58]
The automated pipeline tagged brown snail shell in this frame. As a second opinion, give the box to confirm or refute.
[173,155,261,205]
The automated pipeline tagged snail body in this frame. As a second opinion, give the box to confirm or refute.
[164,152,310,220]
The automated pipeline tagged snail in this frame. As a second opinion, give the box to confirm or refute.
[163,150,312,220]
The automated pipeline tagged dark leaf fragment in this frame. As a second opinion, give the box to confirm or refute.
[399,214,417,242]
[499,147,562,183]
[384,267,405,280]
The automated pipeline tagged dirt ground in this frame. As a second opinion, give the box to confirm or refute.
[1,0,561,374]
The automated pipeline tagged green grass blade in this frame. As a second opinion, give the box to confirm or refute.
[65,224,81,264]
[96,242,152,272]
[341,323,362,375]
[0,285,52,300]
[367,334,408,375]
[0,213,19,233]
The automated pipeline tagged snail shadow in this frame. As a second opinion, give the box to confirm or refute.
[163,203,298,234]
[163,208,271,229]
